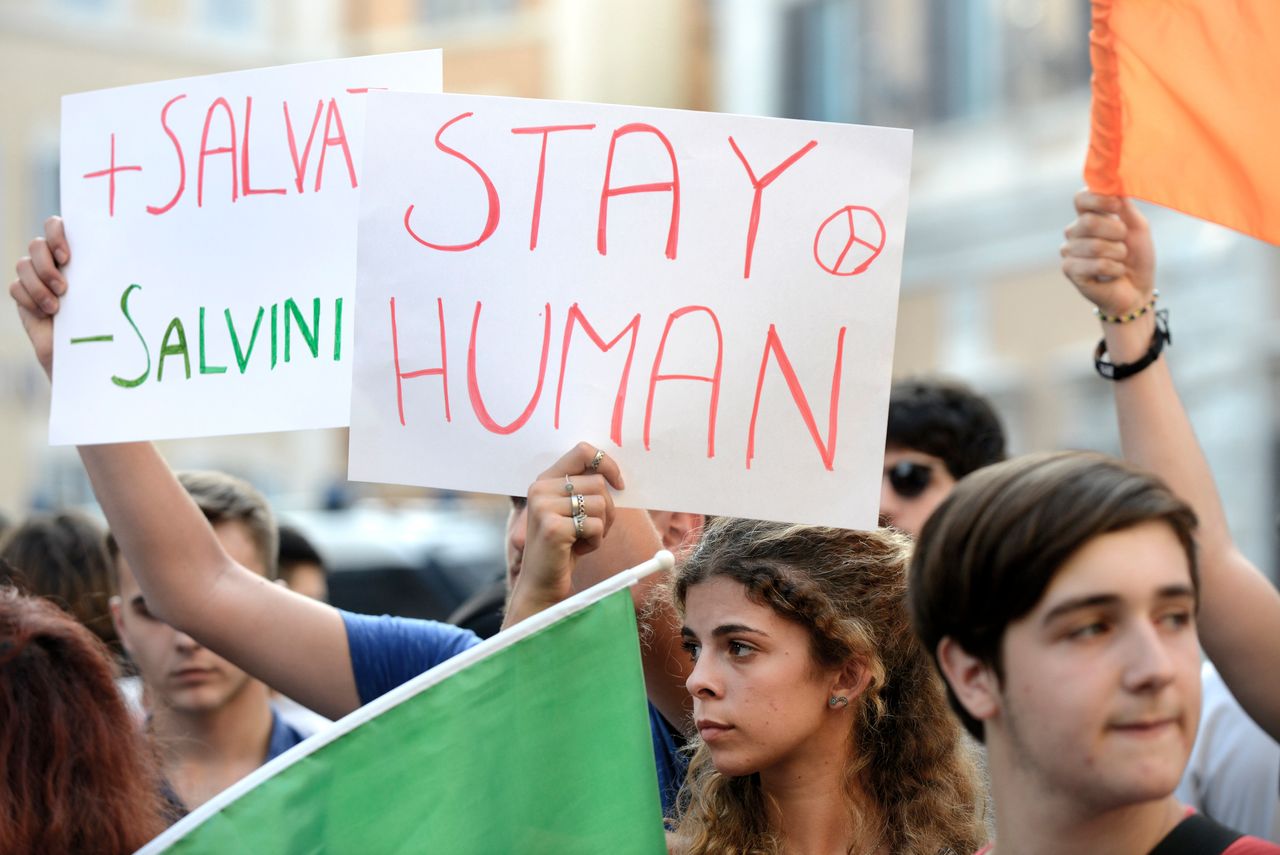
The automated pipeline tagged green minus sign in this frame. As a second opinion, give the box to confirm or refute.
[70,335,114,344]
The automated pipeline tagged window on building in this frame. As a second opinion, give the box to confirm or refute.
[189,0,269,40]
[203,0,256,31]
[419,0,519,26]
[58,0,112,11]
[1000,0,1092,108]
[54,0,126,24]
[29,145,60,238]
[778,0,1090,127]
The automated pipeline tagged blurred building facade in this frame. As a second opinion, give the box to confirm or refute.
[712,0,1280,574]
[4,0,1277,579]
[0,0,710,515]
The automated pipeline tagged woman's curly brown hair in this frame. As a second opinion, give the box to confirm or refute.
[667,518,986,855]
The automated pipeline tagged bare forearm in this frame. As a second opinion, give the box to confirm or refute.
[14,222,360,716]
[1106,318,1232,546]
[79,441,361,716]
[79,441,231,626]
[1107,319,1280,737]
[1063,192,1280,738]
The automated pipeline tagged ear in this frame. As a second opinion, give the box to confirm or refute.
[650,512,706,556]
[830,657,875,705]
[936,636,1000,725]
[109,595,132,655]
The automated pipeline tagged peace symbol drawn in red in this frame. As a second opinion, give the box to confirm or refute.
[812,205,886,276]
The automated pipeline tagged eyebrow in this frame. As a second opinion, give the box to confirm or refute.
[680,623,769,639]
[1041,585,1197,624]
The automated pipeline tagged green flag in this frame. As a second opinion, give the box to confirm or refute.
[141,555,672,854]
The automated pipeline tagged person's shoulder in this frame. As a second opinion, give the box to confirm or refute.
[272,695,332,737]
[340,610,483,705]
[1225,835,1280,854]
[340,609,481,652]
[265,707,312,761]
[1171,810,1280,854]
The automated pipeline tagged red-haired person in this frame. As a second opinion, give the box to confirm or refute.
[0,585,169,854]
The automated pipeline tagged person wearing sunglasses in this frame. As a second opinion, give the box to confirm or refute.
[880,378,1007,538]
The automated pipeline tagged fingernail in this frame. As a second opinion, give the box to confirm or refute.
[41,297,57,313]
[51,278,66,296]
[54,249,69,265]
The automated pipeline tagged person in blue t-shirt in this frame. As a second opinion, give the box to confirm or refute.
[12,215,700,816]
[346,446,701,815]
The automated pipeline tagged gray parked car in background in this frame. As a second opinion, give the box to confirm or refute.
[281,504,507,623]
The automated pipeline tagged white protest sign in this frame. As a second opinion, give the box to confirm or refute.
[350,92,911,528]
[50,51,442,444]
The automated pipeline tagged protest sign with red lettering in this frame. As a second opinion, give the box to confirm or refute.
[349,92,911,528]
[50,51,442,444]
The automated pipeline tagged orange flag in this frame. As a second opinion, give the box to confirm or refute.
[1086,0,1280,244]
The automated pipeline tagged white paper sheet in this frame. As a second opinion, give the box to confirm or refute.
[51,50,442,444]
[350,92,911,529]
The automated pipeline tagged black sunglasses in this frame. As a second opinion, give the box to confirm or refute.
[886,461,934,499]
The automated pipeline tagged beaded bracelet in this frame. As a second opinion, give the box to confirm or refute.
[1094,290,1160,324]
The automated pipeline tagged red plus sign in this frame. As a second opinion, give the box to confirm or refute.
[82,133,142,217]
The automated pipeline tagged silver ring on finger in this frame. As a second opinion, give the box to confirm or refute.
[572,511,587,540]
[570,493,586,516]
[563,475,574,494]
[589,449,605,472]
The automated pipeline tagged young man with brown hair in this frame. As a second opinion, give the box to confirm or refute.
[108,470,314,812]
[910,450,1278,854]
[1062,190,1280,842]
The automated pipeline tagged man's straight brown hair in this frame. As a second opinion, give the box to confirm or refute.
[106,470,278,589]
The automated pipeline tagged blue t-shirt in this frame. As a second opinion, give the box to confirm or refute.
[265,707,310,761]
[157,706,311,824]
[340,610,687,816]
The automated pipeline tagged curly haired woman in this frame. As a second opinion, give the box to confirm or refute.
[668,518,985,855]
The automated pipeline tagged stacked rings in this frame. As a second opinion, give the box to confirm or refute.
[572,511,588,539]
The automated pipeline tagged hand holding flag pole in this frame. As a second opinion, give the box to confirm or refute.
[1061,189,1155,318]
